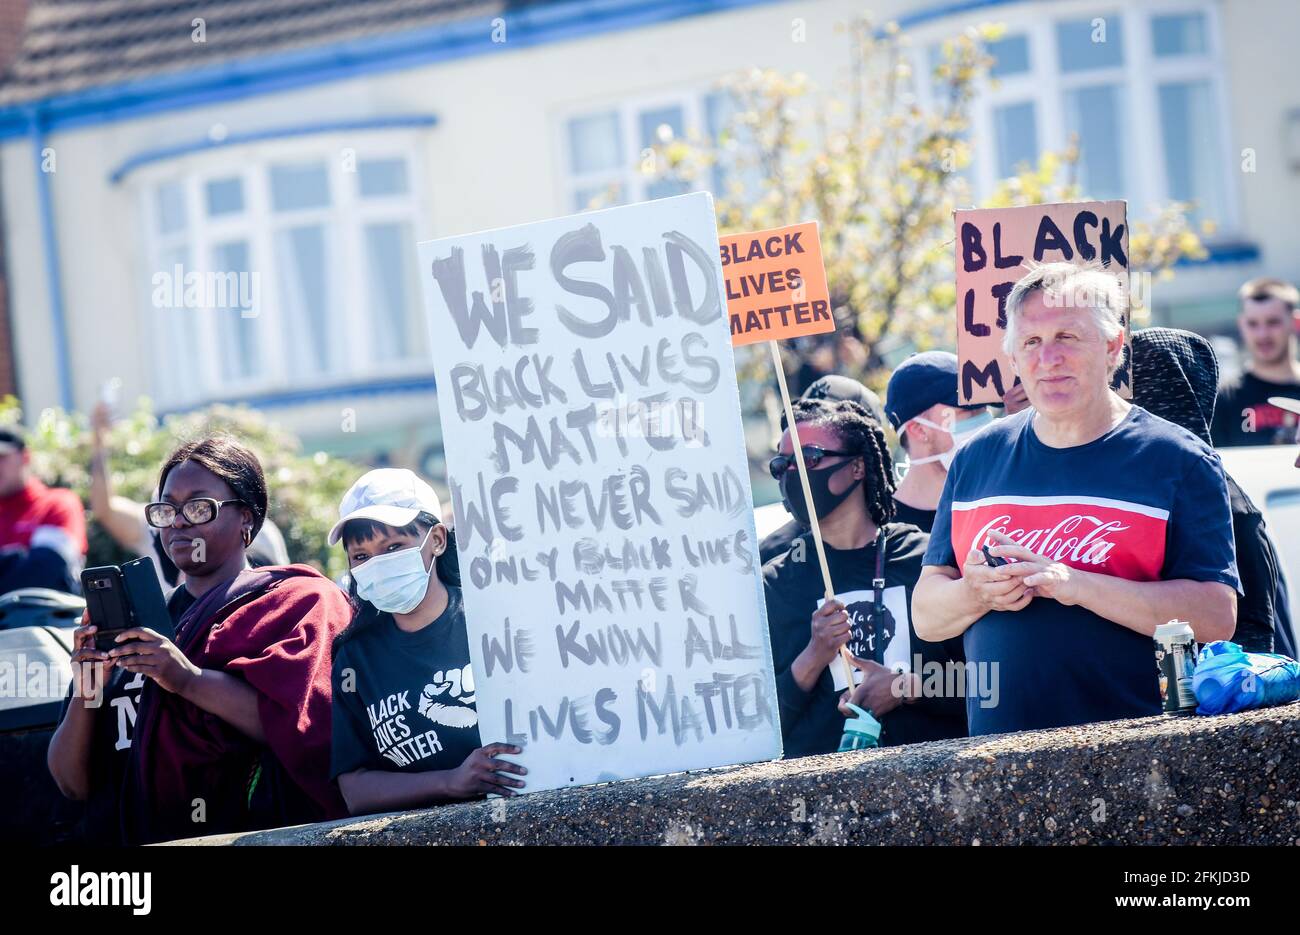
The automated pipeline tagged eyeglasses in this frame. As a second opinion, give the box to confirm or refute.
[145,498,245,528]
[768,446,859,480]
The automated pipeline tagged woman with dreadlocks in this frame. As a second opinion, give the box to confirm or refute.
[761,397,968,754]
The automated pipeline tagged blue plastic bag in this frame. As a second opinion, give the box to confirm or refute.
[1191,640,1300,715]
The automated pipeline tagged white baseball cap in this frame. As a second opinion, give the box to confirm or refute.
[328,468,443,546]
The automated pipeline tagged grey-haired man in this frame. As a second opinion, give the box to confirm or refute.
[912,263,1240,735]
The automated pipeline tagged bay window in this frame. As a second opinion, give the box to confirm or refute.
[140,139,428,407]
[913,2,1235,232]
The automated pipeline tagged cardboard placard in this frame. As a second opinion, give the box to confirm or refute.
[721,222,835,346]
[417,193,783,794]
[954,201,1131,405]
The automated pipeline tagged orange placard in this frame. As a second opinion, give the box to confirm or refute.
[721,222,835,346]
[954,200,1131,405]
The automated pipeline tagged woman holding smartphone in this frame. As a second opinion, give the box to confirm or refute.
[48,435,351,843]
[328,468,526,816]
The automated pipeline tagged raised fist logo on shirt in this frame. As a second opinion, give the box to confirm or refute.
[417,665,478,729]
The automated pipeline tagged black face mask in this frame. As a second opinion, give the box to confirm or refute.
[780,460,862,527]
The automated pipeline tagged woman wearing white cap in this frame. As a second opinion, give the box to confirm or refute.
[328,468,526,815]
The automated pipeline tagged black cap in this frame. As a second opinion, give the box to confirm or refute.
[884,351,960,430]
[801,375,886,426]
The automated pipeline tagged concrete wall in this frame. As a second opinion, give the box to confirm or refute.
[176,703,1300,846]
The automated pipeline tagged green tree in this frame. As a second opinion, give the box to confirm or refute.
[0,396,364,581]
[652,14,1211,396]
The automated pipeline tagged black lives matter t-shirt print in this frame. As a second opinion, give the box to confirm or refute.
[821,585,912,691]
[331,589,483,778]
[364,663,478,768]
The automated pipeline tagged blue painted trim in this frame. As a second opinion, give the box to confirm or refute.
[1175,241,1261,268]
[109,114,438,184]
[0,0,782,140]
[29,112,74,411]
[893,0,1021,32]
[156,373,439,418]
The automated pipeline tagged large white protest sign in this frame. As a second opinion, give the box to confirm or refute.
[418,193,783,794]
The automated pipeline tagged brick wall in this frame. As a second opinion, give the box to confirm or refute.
[0,0,30,399]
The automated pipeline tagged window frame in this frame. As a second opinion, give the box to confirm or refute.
[135,133,432,408]
[556,89,719,213]
[910,0,1238,234]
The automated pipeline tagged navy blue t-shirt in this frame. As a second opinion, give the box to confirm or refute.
[923,406,1240,736]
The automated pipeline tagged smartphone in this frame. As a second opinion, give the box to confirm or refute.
[82,565,134,651]
[120,556,173,642]
[81,556,173,652]
[982,544,1007,568]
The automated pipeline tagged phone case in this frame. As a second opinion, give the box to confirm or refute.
[82,565,132,651]
[120,556,174,642]
[982,545,1007,568]
[82,558,175,651]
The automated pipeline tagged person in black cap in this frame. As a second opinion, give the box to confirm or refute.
[0,426,86,595]
[757,375,886,564]
[1130,327,1288,655]
[884,351,992,533]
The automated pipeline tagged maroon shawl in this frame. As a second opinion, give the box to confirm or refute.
[123,564,351,843]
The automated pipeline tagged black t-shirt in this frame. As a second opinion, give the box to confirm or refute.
[1211,372,1300,447]
[891,497,937,533]
[1276,570,1297,660]
[62,585,196,845]
[330,587,481,780]
[762,524,967,757]
[1227,475,1279,653]
[759,518,804,565]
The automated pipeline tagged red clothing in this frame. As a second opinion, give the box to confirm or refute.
[0,477,87,560]
[125,564,351,843]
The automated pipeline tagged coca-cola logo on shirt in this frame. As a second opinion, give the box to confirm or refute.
[971,514,1130,566]
[1244,402,1298,431]
[952,496,1168,582]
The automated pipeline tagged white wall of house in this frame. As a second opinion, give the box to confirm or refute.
[1220,0,1300,278]
[0,0,1294,458]
[0,136,59,411]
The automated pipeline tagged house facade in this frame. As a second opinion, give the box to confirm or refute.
[0,0,1294,473]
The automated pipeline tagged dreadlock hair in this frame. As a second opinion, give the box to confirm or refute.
[781,396,897,527]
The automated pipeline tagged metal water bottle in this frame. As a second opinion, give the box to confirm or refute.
[1154,620,1198,714]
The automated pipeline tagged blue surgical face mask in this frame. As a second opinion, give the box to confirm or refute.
[951,409,995,443]
[352,526,436,614]
[897,410,995,476]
